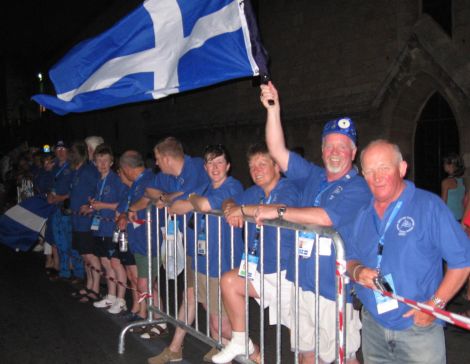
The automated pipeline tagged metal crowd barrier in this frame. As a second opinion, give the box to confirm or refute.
[118,205,348,364]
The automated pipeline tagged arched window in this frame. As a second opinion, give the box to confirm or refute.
[414,92,459,194]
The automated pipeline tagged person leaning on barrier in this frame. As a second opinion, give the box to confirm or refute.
[212,142,300,364]
[255,82,370,364]
[147,144,244,364]
[115,165,140,317]
[346,140,470,364]
[115,150,166,330]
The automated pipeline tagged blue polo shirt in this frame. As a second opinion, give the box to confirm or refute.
[151,155,210,256]
[70,162,100,232]
[188,176,244,277]
[125,169,157,255]
[348,181,470,330]
[285,152,371,301]
[151,155,210,199]
[233,178,300,274]
[92,171,127,237]
[51,161,73,196]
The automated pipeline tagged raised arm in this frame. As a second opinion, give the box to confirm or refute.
[260,81,289,172]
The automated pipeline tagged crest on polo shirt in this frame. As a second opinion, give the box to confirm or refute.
[103,185,111,195]
[396,216,414,236]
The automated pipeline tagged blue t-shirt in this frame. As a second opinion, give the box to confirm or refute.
[51,161,73,196]
[234,178,300,274]
[125,169,157,255]
[92,171,127,238]
[188,176,244,277]
[285,152,371,301]
[70,162,100,232]
[347,181,470,330]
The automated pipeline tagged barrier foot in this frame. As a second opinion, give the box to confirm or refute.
[118,318,167,354]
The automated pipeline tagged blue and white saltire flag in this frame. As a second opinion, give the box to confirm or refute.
[0,196,55,251]
[32,0,269,115]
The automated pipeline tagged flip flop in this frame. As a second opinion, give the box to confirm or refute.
[79,290,101,303]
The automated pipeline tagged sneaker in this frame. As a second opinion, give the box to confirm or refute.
[211,339,254,364]
[32,244,44,252]
[107,298,127,314]
[147,347,182,364]
[93,294,116,308]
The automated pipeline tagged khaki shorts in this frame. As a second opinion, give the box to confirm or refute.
[134,253,159,279]
[196,272,227,316]
[251,270,293,327]
[290,288,362,363]
[185,256,195,288]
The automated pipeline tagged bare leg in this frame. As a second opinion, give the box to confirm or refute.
[167,286,196,352]
[111,257,127,299]
[100,257,116,297]
[126,264,139,313]
[220,268,259,332]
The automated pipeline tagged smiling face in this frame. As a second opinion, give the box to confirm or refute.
[248,153,280,193]
[322,133,356,180]
[361,142,407,207]
[95,153,113,177]
[205,154,229,188]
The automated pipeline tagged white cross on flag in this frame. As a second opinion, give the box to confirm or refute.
[33,0,268,115]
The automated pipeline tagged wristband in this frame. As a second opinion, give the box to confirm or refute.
[430,295,447,309]
[352,264,364,281]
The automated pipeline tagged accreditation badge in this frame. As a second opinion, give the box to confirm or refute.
[238,253,259,281]
[90,215,101,231]
[374,273,399,314]
[197,232,207,255]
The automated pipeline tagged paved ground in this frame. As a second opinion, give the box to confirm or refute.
[0,243,469,364]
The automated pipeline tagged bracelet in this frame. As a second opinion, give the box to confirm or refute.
[240,204,247,217]
[430,295,447,309]
[352,264,364,281]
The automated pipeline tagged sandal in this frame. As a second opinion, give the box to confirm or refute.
[140,325,168,339]
[71,288,88,298]
[79,290,101,303]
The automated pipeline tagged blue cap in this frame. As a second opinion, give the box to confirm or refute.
[54,140,68,149]
[322,117,357,144]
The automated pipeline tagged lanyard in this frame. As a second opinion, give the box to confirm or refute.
[197,182,212,233]
[313,170,355,207]
[126,171,145,211]
[54,162,68,180]
[376,200,403,269]
[250,193,274,254]
[96,175,108,201]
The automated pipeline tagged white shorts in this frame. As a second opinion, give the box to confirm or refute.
[251,270,292,328]
[290,288,361,363]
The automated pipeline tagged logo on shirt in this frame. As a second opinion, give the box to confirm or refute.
[103,185,111,195]
[396,216,414,236]
[328,185,343,200]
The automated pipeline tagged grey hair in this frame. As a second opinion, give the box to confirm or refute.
[360,139,403,167]
[119,150,144,168]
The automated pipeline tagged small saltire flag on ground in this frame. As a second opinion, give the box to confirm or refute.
[32,0,268,115]
[0,196,56,251]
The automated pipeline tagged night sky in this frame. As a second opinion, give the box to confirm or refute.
[4,0,141,77]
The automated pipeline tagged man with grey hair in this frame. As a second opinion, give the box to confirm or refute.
[116,150,164,327]
[347,139,470,364]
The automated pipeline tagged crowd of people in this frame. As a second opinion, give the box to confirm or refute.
[2,82,470,364]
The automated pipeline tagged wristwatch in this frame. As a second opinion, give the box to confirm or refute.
[277,206,287,219]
